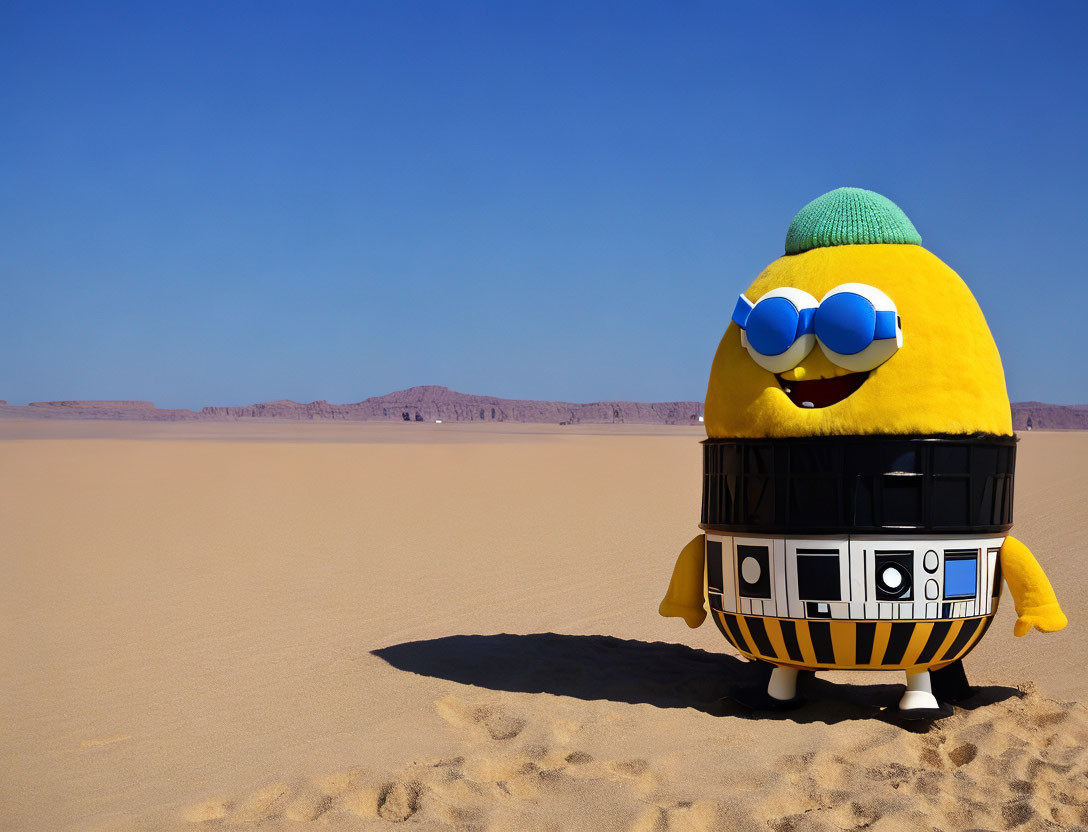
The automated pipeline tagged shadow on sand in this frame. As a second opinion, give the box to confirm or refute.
[372,632,1022,727]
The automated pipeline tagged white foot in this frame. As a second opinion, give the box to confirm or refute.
[768,667,799,701]
[899,669,940,711]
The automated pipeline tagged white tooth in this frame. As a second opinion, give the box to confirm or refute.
[784,387,791,393]
[802,401,815,408]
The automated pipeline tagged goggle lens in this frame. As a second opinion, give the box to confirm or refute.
[815,292,887,356]
[746,296,805,357]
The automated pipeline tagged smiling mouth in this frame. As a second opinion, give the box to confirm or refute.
[775,371,871,409]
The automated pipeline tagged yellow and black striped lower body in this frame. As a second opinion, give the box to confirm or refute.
[712,610,995,671]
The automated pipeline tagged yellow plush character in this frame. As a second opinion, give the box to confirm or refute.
[660,188,1066,718]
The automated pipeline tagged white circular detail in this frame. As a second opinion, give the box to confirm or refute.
[925,579,940,601]
[881,566,904,590]
[923,550,939,573]
[740,556,762,585]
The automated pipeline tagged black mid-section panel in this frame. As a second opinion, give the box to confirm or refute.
[700,434,1015,535]
[796,549,841,601]
[706,539,724,593]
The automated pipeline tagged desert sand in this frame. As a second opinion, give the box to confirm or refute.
[1,421,1086,831]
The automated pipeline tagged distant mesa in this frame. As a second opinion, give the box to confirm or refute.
[0,386,705,426]
[1010,401,1088,431]
[0,386,1084,429]
[200,385,705,425]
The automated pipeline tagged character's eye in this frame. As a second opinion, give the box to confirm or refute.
[732,287,818,374]
[814,283,903,372]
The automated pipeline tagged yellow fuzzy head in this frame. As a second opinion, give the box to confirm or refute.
[705,189,1012,438]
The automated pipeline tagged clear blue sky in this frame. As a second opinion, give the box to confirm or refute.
[3,1,1086,408]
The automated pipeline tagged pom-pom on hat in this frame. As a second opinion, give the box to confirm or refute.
[785,187,922,255]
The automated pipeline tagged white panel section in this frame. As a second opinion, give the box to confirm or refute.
[829,602,849,620]
[849,602,864,619]
[849,541,866,604]
[979,539,987,604]
[980,546,991,615]
[986,547,1000,614]
[772,538,788,618]
[784,542,804,620]
[783,541,801,613]
[839,551,851,608]
[717,536,737,613]
[926,602,938,619]
[848,538,878,607]
[879,603,892,620]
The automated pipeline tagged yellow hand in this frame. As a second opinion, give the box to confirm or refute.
[1013,603,1068,637]
[1000,536,1068,637]
[658,534,707,628]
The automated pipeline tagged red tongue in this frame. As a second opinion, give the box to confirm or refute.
[779,372,870,408]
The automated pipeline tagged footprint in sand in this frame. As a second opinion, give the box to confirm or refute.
[436,695,526,740]
[377,781,422,822]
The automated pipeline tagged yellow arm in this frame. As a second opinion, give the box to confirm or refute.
[658,534,707,628]
[1000,536,1068,637]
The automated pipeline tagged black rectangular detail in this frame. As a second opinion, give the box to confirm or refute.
[881,623,915,665]
[916,621,953,664]
[744,617,776,658]
[806,601,832,619]
[779,619,804,662]
[706,539,723,592]
[882,475,923,526]
[808,621,835,664]
[941,603,952,619]
[940,618,982,662]
[736,544,771,599]
[707,591,723,611]
[855,622,876,664]
[874,551,913,601]
[796,552,841,601]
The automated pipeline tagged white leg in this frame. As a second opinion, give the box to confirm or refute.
[767,666,798,701]
[899,668,940,711]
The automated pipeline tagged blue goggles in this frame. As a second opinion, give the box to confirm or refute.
[732,289,898,357]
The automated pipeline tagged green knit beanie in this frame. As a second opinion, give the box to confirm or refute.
[784,187,922,255]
